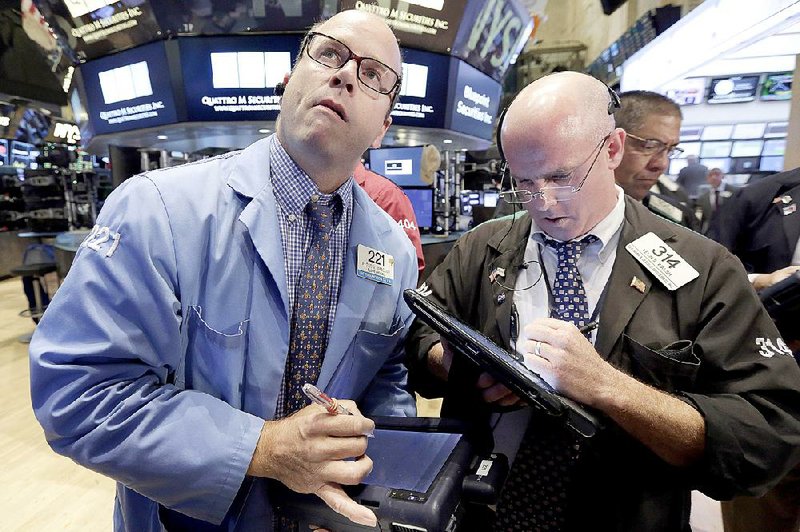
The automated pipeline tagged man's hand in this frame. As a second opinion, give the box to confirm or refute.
[247,401,377,527]
[752,265,800,291]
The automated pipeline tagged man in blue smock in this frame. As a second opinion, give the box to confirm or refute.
[29,10,417,531]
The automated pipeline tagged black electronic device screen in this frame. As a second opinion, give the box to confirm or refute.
[404,288,602,437]
[402,187,434,230]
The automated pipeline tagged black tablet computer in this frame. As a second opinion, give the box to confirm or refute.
[404,288,602,438]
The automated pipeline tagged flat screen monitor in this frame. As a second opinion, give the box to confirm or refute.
[484,191,499,208]
[668,158,688,176]
[679,141,701,158]
[701,124,734,140]
[764,122,788,138]
[391,49,450,129]
[730,140,764,158]
[665,78,706,106]
[732,123,766,139]
[10,141,36,167]
[0,139,7,165]
[729,157,760,173]
[700,141,732,158]
[760,156,784,172]
[368,146,426,188]
[707,75,760,104]
[679,126,703,141]
[402,187,434,230]
[700,157,730,173]
[762,139,786,157]
[760,72,792,101]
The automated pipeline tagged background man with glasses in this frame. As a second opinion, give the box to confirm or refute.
[613,90,701,231]
[406,71,800,530]
[30,10,418,531]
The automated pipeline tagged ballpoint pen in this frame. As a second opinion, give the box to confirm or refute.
[302,383,353,416]
[579,321,599,334]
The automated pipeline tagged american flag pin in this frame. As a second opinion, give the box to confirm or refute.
[630,276,646,293]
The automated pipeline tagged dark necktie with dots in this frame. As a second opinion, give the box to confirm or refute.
[494,235,597,532]
[281,199,336,416]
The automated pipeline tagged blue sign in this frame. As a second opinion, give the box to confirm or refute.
[390,48,450,129]
[179,35,301,122]
[80,41,179,135]
[446,59,502,140]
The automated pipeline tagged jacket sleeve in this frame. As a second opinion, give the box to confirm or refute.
[373,186,425,273]
[29,176,264,524]
[680,249,800,498]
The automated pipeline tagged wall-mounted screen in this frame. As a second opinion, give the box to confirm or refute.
[764,122,788,138]
[730,140,764,158]
[729,157,760,173]
[484,191,499,207]
[80,41,179,135]
[760,72,792,101]
[668,158,688,175]
[179,35,301,122]
[10,141,37,167]
[0,139,8,165]
[732,123,766,139]
[700,141,732,158]
[707,75,760,104]
[446,58,503,140]
[403,187,434,230]
[679,141,701,158]
[0,103,18,138]
[762,139,786,156]
[665,78,705,106]
[700,124,733,140]
[759,156,784,172]
[368,146,426,187]
[390,49,450,129]
[679,125,703,141]
[700,157,730,173]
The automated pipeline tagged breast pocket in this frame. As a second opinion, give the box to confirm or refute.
[331,321,405,398]
[624,334,701,392]
[177,305,249,405]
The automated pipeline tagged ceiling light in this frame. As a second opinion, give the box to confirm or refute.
[443,139,453,144]
[258,128,271,133]
[157,134,168,140]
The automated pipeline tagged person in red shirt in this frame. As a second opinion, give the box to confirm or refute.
[355,162,425,273]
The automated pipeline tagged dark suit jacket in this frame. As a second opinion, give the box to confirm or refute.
[717,168,800,273]
[407,198,800,531]
[695,185,739,239]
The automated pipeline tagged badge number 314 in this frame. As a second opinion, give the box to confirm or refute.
[626,232,699,291]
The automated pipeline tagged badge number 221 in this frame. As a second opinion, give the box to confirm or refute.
[367,249,386,267]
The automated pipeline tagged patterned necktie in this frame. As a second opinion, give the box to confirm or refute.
[281,199,336,416]
[494,235,597,532]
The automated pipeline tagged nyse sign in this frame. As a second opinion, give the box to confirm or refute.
[459,0,531,80]
[52,122,81,144]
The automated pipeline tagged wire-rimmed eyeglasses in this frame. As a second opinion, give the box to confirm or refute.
[303,32,401,96]
[626,132,684,159]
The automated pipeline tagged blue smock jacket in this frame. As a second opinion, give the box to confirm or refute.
[29,136,418,531]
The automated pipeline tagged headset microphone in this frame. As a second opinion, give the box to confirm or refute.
[273,82,285,96]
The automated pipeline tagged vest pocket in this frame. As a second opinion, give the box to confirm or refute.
[624,334,701,391]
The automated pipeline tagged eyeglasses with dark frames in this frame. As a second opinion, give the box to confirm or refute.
[303,32,401,96]
[626,132,684,159]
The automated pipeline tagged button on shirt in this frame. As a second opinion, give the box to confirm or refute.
[269,136,353,334]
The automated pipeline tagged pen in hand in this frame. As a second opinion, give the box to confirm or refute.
[302,383,353,415]
[579,321,599,334]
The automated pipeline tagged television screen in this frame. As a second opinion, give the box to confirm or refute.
[446,59,503,140]
[700,141,732,158]
[0,139,8,165]
[179,35,301,122]
[10,141,36,167]
[80,41,179,135]
[700,157,730,173]
[390,49,451,129]
[732,123,766,139]
[679,126,703,141]
[760,72,792,101]
[368,146,426,187]
[764,122,788,138]
[707,75,760,104]
[668,158,688,175]
[665,78,705,106]
[679,141,701,158]
[730,140,764,157]
[759,156,784,172]
[762,139,786,156]
[701,124,734,140]
[729,157,761,173]
[402,187,434,229]
[484,191,499,207]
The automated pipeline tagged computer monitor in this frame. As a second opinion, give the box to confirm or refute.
[759,156,784,172]
[730,140,764,158]
[679,141,701,158]
[700,158,730,173]
[701,125,734,141]
[668,158,688,176]
[402,187,434,231]
[764,122,788,138]
[679,126,703,141]
[729,157,760,173]
[762,139,786,157]
[700,141,732,158]
[368,146,426,187]
[483,191,499,208]
[732,123,766,139]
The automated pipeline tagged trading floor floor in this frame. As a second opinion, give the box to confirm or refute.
[0,276,722,531]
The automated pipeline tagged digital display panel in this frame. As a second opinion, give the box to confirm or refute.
[730,140,764,157]
[764,122,788,138]
[403,187,434,229]
[10,141,37,167]
[451,0,534,81]
[368,146,426,187]
[730,157,760,173]
[732,123,766,139]
[668,158,688,175]
[700,141,732,158]
[665,78,705,106]
[446,59,503,140]
[762,139,786,156]
[700,157,730,173]
[391,49,450,129]
[179,35,301,122]
[484,191,498,207]
[679,126,703,142]
[700,124,734,141]
[760,72,792,101]
[760,156,784,172]
[0,139,8,165]
[80,41,179,135]
[707,75,760,104]
[678,141,701,158]
[0,103,18,139]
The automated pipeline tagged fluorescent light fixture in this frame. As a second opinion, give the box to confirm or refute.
[258,128,271,133]
[443,139,453,144]
[157,134,168,140]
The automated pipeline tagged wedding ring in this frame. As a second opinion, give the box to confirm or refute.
[534,341,542,357]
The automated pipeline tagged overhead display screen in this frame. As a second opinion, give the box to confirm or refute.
[80,41,179,135]
[179,35,301,122]
[665,78,705,106]
[159,0,328,33]
[390,48,450,129]
[341,0,469,55]
[368,146,426,187]
[36,0,167,60]
[451,0,533,81]
[707,75,760,104]
[760,72,792,101]
[446,58,502,140]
